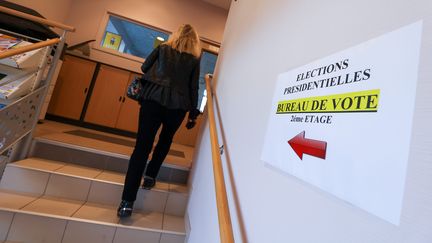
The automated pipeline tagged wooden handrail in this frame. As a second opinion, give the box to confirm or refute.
[0,6,75,32]
[205,74,235,243]
[0,38,60,59]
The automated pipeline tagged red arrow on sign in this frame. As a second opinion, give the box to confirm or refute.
[288,131,327,160]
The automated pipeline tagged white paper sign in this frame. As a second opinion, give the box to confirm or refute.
[261,22,423,225]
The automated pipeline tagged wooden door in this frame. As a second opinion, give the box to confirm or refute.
[115,72,141,132]
[47,55,96,119]
[84,65,130,127]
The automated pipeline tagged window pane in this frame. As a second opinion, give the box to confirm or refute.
[101,15,169,59]
[198,51,218,112]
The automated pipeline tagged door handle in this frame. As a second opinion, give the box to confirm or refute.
[122,97,126,103]
[119,96,122,102]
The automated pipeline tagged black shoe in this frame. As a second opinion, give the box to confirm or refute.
[117,200,133,218]
[142,176,156,190]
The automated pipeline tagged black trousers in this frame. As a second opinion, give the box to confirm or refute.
[122,100,186,202]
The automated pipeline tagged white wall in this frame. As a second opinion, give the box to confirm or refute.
[63,0,228,73]
[187,0,432,242]
[8,0,73,26]
[7,0,228,73]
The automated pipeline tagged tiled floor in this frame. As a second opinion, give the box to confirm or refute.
[34,120,194,169]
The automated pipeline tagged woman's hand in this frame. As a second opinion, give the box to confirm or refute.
[186,119,196,129]
[186,109,200,129]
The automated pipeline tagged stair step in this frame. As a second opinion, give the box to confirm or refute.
[0,192,185,243]
[1,158,188,216]
[30,137,190,184]
[0,157,188,243]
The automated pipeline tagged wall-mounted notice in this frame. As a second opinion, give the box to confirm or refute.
[261,21,423,225]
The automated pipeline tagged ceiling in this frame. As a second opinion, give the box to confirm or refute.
[201,0,232,10]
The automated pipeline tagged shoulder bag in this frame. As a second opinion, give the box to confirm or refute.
[127,77,146,101]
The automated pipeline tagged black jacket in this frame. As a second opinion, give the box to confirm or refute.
[141,44,200,112]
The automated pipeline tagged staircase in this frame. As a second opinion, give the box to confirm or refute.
[0,137,190,242]
[0,7,192,242]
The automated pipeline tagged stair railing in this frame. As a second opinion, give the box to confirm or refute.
[0,38,60,59]
[0,6,75,32]
[0,6,74,165]
[205,74,235,243]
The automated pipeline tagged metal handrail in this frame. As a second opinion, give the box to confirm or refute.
[0,38,60,59]
[205,74,235,243]
[0,5,73,162]
[0,6,75,32]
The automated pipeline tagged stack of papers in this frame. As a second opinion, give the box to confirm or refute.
[0,34,21,51]
[0,34,46,69]
[0,73,37,99]
[0,34,49,104]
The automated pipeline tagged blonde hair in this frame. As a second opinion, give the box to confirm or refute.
[165,24,201,57]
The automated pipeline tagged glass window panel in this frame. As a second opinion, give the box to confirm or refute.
[100,15,169,59]
[198,51,218,112]
[100,15,219,113]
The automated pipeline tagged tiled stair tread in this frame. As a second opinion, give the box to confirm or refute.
[10,158,188,194]
[30,138,191,185]
[2,163,188,216]
[0,191,186,234]
[37,133,133,156]
[95,170,128,185]
[12,158,65,171]
[163,214,186,233]
[13,158,104,179]
[34,134,193,170]
[168,183,189,194]
[22,196,83,217]
[0,190,38,210]
[56,164,103,178]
